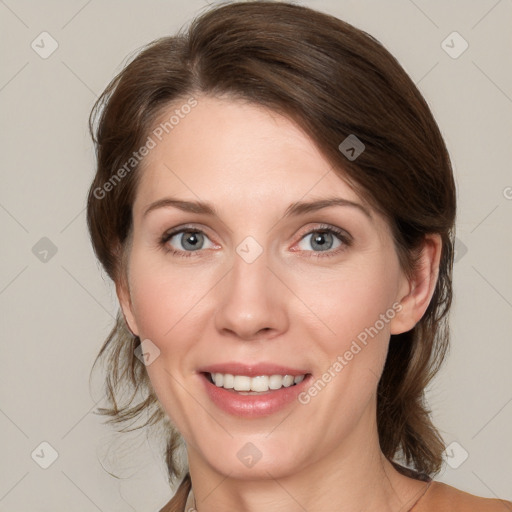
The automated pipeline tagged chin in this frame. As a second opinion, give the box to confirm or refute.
[193,435,309,481]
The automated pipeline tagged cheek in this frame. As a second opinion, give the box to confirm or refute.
[291,257,401,351]
[126,253,212,433]
[292,262,401,428]
[128,252,213,342]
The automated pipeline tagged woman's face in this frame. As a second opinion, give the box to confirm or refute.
[119,95,412,480]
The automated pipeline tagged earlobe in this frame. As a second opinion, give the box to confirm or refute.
[390,234,442,335]
[115,277,140,337]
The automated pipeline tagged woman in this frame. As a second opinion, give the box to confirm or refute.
[86,2,511,511]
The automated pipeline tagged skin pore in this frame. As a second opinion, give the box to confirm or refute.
[117,95,441,512]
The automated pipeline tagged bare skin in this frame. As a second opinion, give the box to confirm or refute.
[117,95,441,512]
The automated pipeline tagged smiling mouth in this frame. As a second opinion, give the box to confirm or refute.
[203,372,309,394]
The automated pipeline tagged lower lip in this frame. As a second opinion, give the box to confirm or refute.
[199,373,312,418]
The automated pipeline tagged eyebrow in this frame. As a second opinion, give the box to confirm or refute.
[142,196,371,220]
[284,197,371,219]
[143,198,218,218]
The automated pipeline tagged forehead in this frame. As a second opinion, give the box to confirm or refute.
[133,96,365,217]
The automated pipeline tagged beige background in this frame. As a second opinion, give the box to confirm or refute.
[1,0,511,510]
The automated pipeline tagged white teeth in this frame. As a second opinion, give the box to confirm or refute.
[222,373,234,389]
[212,373,223,387]
[251,375,270,392]
[269,374,283,390]
[233,375,251,391]
[283,375,295,387]
[209,373,307,392]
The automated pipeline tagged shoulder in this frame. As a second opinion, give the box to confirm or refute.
[415,481,512,511]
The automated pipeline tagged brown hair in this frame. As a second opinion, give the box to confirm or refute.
[87,0,456,485]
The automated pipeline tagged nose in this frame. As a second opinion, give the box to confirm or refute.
[214,248,289,341]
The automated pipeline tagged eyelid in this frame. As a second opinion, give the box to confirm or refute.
[159,224,219,255]
[295,223,352,242]
[160,222,352,256]
[161,223,213,239]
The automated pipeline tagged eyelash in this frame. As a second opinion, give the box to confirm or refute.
[159,223,352,259]
[296,225,352,259]
[159,225,212,259]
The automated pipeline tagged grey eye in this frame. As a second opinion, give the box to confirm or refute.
[298,230,342,252]
[170,231,207,251]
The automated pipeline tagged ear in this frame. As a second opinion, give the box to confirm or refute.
[115,273,140,337]
[390,234,442,335]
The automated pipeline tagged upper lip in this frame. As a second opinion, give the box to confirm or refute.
[198,362,309,377]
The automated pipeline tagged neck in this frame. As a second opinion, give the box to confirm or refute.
[186,412,428,512]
